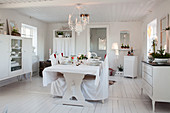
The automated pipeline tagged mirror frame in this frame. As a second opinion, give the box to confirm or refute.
[120,30,130,47]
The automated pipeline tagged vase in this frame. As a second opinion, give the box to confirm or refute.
[58,35,63,38]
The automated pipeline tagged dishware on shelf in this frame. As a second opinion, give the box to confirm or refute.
[11,51,16,54]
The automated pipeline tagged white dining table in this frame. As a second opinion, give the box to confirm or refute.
[43,64,102,107]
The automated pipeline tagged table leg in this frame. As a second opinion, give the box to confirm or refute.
[56,73,93,107]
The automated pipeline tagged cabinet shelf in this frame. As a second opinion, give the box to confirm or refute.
[119,49,130,51]
[11,57,21,59]
[12,48,22,50]
[55,37,72,38]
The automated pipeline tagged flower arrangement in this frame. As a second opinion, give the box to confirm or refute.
[77,54,88,60]
[151,47,170,58]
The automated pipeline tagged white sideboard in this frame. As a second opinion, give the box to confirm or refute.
[124,56,138,78]
[141,62,170,112]
[0,34,32,82]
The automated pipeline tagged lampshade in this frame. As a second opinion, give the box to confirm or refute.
[112,43,119,50]
[111,43,119,56]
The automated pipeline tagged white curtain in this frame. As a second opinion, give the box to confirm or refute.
[54,38,72,56]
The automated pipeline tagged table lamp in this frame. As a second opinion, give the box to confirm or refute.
[112,43,119,55]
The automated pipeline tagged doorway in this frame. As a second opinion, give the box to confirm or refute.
[87,25,109,60]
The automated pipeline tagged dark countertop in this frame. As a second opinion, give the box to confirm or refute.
[142,61,170,66]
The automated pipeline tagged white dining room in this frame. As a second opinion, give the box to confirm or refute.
[1,0,170,113]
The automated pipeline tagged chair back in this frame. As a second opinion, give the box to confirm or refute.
[50,53,58,66]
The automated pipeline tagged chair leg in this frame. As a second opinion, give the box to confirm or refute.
[102,100,104,104]
[30,72,32,81]
[24,74,27,80]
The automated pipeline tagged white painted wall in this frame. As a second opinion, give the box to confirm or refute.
[0,9,47,61]
[46,22,143,76]
[142,0,170,61]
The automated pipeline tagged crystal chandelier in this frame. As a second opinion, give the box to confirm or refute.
[68,4,89,35]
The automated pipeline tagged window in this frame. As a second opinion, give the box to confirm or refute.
[21,24,37,55]
[160,16,168,51]
[147,19,157,57]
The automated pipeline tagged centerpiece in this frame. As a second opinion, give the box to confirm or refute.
[151,47,170,64]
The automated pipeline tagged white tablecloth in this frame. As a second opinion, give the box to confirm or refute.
[43,64,102,87]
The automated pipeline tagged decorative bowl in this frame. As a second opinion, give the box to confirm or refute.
[154,58,169,64]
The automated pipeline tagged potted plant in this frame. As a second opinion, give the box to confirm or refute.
[165,26,170,31]
[11,26,21,36]
[121,43,124,49]
[151,47,170,64]
[57,32,64,38]
[0,22,4,34]
[0,23,4,29]
[124,45,127,49]
[117,65,123,72]
[127,44,130,49]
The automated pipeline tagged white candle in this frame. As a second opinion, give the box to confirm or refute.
[75,18,77,24]
[49,48,51,55]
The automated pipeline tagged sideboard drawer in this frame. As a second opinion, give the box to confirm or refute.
[143,79,153,96]
[142,72,153,86]
[143,64,153,76]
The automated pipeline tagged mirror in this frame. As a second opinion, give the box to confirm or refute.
[120,31,130,46]
[90,28,107,60]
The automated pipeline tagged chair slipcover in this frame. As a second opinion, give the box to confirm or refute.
[50,53,58,66]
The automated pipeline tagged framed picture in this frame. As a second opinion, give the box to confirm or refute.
[7,19,15,35]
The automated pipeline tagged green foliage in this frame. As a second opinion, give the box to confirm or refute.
[57,32,63,35]
[117,65,123,69]
[151,47,170,58]
[12,26,19,33]
[78,54,88,60]
[121,43,124,48]
[0,23,4,26]
[165,26,170,31]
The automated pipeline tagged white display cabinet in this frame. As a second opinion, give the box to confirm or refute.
[0,34,32,82]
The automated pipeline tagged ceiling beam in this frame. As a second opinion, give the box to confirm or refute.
[0,0,146,9]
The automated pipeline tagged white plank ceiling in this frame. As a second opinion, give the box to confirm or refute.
[0,0,167,23]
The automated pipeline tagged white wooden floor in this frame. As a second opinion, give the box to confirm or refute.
[0,75,170,113]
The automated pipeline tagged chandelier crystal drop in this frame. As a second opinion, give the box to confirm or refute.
[68,4,90,35]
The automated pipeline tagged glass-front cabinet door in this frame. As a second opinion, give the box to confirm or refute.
[11,39,22,72]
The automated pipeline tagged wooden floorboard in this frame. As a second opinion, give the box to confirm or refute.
[0,75,170,113]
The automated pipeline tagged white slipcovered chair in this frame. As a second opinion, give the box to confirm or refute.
[50,53,58,66]
[51,56,109,101]
[50,53,65,96]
